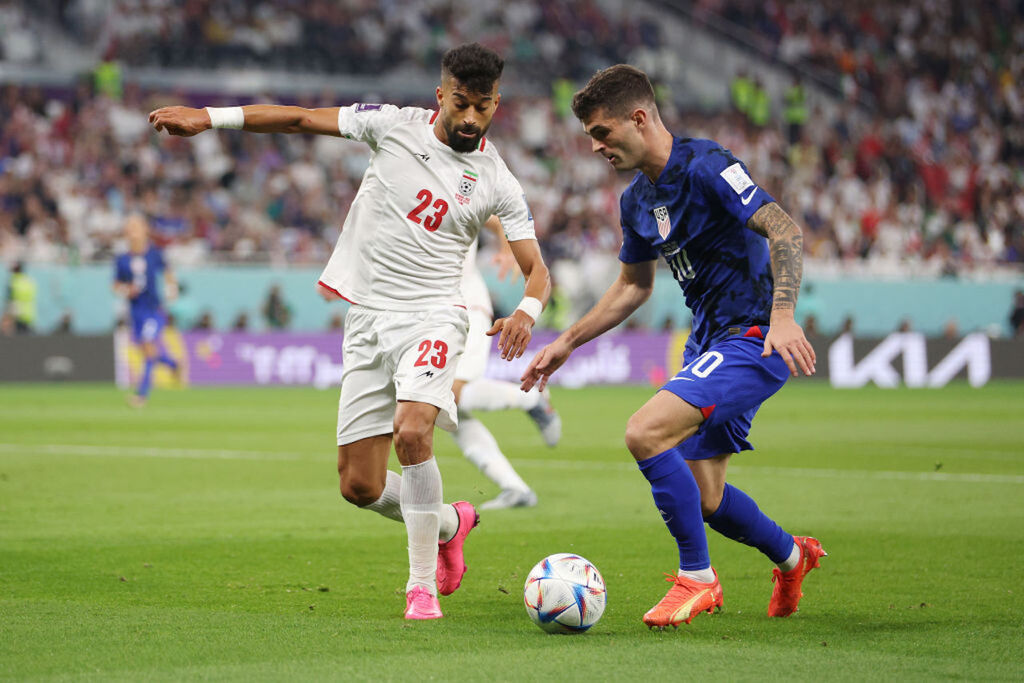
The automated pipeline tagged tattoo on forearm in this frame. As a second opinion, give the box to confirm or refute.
[748,203,803,311]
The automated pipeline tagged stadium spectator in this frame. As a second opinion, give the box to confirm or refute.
[4,261,36,333]
[1010,289,1024,338]
[0,0,1021,332]
[261,284,291,329]
[231,311,250,332]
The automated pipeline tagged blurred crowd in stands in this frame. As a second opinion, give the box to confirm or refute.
[1,0,1022,285]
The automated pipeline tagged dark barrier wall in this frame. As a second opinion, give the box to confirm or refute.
[109,330,1023,389]
[0,336,114,382]
[2,332,1020,386]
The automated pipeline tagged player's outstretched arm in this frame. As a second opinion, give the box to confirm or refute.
[149,105,342,138]
[746,202,816,376]
[521,260,655,391]
[487,238,550,361]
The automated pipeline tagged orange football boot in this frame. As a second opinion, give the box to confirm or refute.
[768,535,827,617]
[642,569,724,629]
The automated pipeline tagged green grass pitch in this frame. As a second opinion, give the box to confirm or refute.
[1,381,1023,681]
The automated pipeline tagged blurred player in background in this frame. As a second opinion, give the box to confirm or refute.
[451,216,562,510]
[149,43,550,620]
[522,65,824,629]
[113,214,179,407]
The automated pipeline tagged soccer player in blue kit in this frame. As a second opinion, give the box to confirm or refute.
[522,65,826,628]
[114,214,179,407]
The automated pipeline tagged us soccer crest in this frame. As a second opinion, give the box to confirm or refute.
[653,205,672,239]
[456,170,477,206]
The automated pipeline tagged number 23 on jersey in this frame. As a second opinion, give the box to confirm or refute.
[407,189,449,232]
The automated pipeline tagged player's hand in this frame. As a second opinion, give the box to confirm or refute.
[763,314,816,376]
[148,106,212,137]
[487,310,534,361]
[520,337,573,392]
[490,249,521,282]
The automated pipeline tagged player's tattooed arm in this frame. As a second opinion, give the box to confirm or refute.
[746,202,816,377]
[746,202,803,313]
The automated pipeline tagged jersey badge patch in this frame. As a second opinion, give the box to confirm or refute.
[456,169,478,206]
[653,205,672,239]
[355,103,383,113]
[720,163,756,195]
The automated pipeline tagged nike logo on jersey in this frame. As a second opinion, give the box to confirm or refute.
[413,152,430,162]
[720,162,759,206]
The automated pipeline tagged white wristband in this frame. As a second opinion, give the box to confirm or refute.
[206,106,244,130]
[515,296,543,322]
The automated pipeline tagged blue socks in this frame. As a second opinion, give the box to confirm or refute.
[705,483,793,564]
[137,359,156,398]
[637,447,710,571]
[136,354,178,398]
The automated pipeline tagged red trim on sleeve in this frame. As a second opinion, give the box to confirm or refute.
[743,325,764,339]
[317,280,359,306]
[700,404,717,419]
[429,110,439,124]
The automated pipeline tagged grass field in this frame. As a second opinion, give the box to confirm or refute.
[1,381,1023,681]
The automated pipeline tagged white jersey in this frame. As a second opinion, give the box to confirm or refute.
[460,240,493,318]
[318,103,536,311]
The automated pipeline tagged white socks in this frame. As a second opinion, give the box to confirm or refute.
[359,468,460,541]
[678,568,717,583]
[452,413,530,493]
[677,543,801,583]
[400,459,443,594]
[459,378,541,412]
[777,541,802,573]
[363,470,403,522]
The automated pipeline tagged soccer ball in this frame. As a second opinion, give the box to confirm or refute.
[523,553,607,634]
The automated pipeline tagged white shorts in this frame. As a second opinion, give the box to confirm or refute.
[337,306,469,445]
[454,308,493,382]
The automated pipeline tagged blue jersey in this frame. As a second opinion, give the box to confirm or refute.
[618,137,776,354]
[114,247,166,322]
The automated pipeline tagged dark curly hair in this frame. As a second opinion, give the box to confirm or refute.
[571,64,657,121]
[441,43,505,94]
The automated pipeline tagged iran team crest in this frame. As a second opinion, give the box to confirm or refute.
[456,170,478,205]
[653,205,671,239]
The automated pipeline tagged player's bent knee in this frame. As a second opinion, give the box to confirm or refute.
[393,424,430,454]
[338,475,383,507]
[624,413,659,460]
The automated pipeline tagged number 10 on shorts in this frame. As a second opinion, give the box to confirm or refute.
[682,351,724,378]
[414,340,449,369]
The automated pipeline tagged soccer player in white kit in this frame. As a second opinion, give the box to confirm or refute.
[149,43,551,620]
[452,219,562,510]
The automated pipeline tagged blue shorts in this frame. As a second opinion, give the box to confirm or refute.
[661,327,790,460]
[131,311,165,344]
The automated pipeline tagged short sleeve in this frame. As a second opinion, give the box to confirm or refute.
[694,148,776,226]
[493,167,536,242]
[618,195,658,263]
[114,256,130,283]
[335,104,433,149]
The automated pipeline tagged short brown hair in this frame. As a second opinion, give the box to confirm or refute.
[571,64,657,121]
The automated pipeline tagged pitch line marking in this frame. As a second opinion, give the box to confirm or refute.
[0,443,304,462]
[1,443,1022,485]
